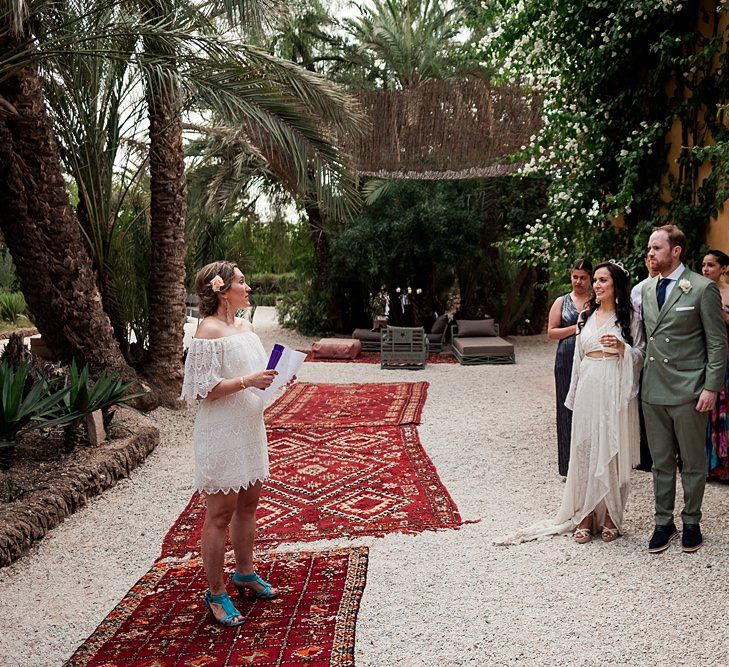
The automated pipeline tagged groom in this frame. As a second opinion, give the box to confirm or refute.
[641,224,727,553]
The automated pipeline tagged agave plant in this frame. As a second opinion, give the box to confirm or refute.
[0,361,72,470]
[0,292,27,323]
[61,359,147,451]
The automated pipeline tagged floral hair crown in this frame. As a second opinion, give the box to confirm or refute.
[209,275,225,292]
[608,259,630,277]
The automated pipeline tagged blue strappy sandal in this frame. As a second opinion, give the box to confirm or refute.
[203,590,245,626]
[231,571,278,599]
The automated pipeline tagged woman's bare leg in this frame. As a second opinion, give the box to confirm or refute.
[230,481,276,594]
[201,491,242,622]
[577,512,594,530]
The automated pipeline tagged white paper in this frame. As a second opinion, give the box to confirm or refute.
[256,345,307,397]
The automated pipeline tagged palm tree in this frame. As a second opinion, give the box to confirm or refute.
[1,0,364,404]
[0,3,138,384]
[344,0,466,88]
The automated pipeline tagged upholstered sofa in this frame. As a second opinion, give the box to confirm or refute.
[451,319,515,365]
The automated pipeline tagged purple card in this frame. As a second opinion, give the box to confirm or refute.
[267,344,285,370]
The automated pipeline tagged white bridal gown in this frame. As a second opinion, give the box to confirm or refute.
[498,312,645,544]
[181,331,270,495]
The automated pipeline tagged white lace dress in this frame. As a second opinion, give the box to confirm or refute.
[181,332,270,494]
[497,313,645,544]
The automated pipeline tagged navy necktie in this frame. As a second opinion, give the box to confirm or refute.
[657,278,671,310]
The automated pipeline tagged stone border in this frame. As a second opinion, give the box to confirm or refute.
[0,422,159,567]
[0,326,38,341]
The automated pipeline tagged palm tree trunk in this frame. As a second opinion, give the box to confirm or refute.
[141,72,187,406]
[0,30,141,384]
[305,203,330,291]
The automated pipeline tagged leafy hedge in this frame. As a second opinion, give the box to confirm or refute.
[249,272,298,295]
[483,1,729,277]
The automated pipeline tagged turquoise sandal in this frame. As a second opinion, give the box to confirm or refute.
[203,590,245,626]
[232,571,278,599]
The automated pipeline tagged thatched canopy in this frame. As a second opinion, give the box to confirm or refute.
[341,78,542,180]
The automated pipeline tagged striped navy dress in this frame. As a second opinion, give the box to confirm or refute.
[555,293,579,476]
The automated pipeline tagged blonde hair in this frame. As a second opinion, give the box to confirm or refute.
[652,224,686,260]
[194,261,238,317]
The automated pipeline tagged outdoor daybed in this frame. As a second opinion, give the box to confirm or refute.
[451,319,515,365]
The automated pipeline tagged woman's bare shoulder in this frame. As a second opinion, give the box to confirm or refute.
[195,317,226,340]
[235,316,254,332]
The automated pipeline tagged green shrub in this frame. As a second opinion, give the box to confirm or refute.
[277,288,332,336]
[249,293,280,307]
[250,272,298,295]
[0,248,17,292]
[0,292,26,322]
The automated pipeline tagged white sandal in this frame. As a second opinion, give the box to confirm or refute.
[573,527,592,544]
[601,526,620,543]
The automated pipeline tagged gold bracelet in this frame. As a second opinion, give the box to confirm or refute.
[239,377,246,390]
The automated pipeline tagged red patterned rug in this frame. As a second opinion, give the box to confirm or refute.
[161,426,462,558]
[66,548,367,667]
[300,351,459,364]
[265,381,428,429]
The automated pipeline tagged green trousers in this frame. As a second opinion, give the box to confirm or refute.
[642,401,708,525]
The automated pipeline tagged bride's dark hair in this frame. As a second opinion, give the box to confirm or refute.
[578,261,634,346]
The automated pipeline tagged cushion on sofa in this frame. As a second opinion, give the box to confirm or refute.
[453,336,513,356]
[429,314,449,335]
[455,318,497,337]
[352,328,382,342]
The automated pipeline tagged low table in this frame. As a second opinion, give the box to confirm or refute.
[311,337,362,359]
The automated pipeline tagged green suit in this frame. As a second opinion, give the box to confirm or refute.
[641,267,727,525]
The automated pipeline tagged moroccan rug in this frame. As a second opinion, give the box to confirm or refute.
[161,426,462,558]
[300,350,459,364]
[66,548,368,667]
[265,381,428,429]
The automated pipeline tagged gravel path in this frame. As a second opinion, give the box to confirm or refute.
[1,317,728,666]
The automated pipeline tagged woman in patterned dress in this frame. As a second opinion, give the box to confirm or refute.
[181,261,279,626]
[548,259,593,476]
[702,249,729,481]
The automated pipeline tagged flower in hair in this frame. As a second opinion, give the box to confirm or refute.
[608,259,630,277]
[210,275,224,292]
[678,278,692,294]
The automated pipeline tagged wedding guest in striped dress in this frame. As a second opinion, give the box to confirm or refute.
[548,259,593,476]
[702,249,729,481]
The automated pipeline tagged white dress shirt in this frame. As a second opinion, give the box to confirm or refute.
[658,262,685,302]
[630,276,652,320]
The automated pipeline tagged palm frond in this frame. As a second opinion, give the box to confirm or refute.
[362,178,395,205]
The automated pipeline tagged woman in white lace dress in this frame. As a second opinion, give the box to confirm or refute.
[498,261,645,545]
[181,261,278,626]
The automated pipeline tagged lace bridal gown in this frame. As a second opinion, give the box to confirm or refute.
[498,313,645,544]
[181,331,270,495]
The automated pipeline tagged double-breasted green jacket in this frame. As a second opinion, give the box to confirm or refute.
[641,268,727,406]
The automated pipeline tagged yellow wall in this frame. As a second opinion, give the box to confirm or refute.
[664,1,729,251]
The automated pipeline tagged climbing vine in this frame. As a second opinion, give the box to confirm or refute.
[480,0,729,277]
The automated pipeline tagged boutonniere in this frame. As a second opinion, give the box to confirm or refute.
[678,278,692,294]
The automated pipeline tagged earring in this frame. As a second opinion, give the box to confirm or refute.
[226,300,233,325]
[615,297,619,305]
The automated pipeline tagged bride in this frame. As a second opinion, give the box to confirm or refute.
[500,260,645,544]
